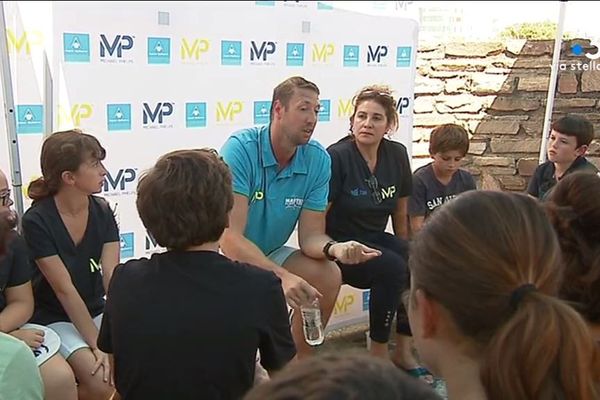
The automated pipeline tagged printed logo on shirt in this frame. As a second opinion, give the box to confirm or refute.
[381,185,396,200]
[251,190,265,202]
[427,194,457,211]
[89,258,102,272]
[350,188,368,197]
[284,197,303,209]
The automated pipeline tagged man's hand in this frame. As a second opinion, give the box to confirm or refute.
[330,241,382,265]
[10,328,45,349]
[280,271,322,309]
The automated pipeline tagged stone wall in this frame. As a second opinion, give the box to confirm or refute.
[412,39,600,191]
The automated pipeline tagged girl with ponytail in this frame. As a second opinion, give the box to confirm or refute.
[407,190,600,400]
[546,171,600,340]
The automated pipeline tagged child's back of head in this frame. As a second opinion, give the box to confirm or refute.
[244,351,440,400]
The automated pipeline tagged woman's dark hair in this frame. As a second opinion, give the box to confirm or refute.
[546,171,600,322]
[27,129,106,201]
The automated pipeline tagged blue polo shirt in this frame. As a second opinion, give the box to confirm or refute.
[220,125,331,255]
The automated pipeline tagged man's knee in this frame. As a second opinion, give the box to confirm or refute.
[284,253,342,295]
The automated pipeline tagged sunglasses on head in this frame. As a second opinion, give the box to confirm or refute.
[365,175,383,205]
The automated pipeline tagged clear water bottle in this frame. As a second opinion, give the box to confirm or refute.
[300,298,324,346]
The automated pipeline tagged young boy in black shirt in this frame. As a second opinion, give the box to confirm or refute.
[527,115,598,200]
[98,149,296,400]
[409,124,476,235]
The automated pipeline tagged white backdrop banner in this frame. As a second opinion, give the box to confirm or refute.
[2,1,418,331]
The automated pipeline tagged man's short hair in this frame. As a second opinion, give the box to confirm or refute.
[551,115,594,148]
[429,123,470,156]
[136,149,233,250]
[270,76,320,119]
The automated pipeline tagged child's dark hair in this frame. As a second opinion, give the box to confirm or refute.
[551,115,594,148]
[428,124,469,155]
[136,148,234,250]
[244,351,440,400]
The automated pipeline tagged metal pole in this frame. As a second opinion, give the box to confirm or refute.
[43,50,53,137]
[539,0,567,164]
[0,1,24,220]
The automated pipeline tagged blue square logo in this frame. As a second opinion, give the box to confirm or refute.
[106,104,131,131]
[16,105,43,134]
[120,232,134,259]
[221,40,242,66]
[148,37,171,64]
[396,46,412,67]
[343,45,359,67]
[362,290,370,311]
[317,2,334,10]
[186,102,207,128]
[318,100,330,122]
[253,101,271,125]
[286,43,304,66]
[63,33,90,63]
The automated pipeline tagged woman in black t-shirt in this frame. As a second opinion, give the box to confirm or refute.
[326,86,433,383]
[21,130,119,400]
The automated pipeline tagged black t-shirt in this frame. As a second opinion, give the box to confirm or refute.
[97,251,296,400]
[527,156,599,200]
[21,195,119,325]
[408,162,477,218]
[0,232,32,312]
[326,137,412,238]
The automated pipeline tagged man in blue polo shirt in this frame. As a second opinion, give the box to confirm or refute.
[220,76,381,359]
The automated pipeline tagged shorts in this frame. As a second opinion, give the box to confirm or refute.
[21,323,61,366]
[267,245,298,267]
[47,314,103,359]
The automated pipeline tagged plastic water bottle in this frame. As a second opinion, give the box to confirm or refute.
[300,298,324,346]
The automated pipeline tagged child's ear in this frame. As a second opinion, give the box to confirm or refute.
[415,289,439,339]
[575,144,589,157]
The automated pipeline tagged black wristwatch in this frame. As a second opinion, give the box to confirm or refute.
[323,240,338,261]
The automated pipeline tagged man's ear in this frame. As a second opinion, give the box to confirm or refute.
[415,288,439,339]
[575,144,589,157]
[273,100,284,120]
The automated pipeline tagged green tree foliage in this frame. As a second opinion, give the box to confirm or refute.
[500,21,573,40]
